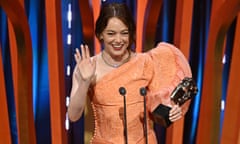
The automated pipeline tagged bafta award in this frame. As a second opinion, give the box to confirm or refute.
[152,77,198,127]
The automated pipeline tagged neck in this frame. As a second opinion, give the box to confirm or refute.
[101,50,131,68]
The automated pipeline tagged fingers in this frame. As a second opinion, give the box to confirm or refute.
[74,44,90,63]
[169,105,179,115]
[85,45,90,58]
[169,105,183,122]
[90,57,97,68]
[80,44,90,59]
[74,48,81,63]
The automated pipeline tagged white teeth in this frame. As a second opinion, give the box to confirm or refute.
[113,45,121,48]
[112,44,123,47]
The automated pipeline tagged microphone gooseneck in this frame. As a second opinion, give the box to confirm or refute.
[140,87,148,144]
[119,87,128,144]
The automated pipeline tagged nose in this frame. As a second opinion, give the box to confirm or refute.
[114,34,122,43]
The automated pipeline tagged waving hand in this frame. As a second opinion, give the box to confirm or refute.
[73,44,96,82]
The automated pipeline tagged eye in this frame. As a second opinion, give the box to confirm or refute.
[107,32,115,36]
[121,31,129,35]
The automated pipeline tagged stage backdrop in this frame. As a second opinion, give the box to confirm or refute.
[0,0,240,144]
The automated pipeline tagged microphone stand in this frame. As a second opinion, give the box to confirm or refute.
[140,87,148,144]
[119,87,128,144]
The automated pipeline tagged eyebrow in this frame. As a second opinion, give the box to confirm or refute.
[104,29,129,32]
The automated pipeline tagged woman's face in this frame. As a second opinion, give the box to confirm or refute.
[100,17,130,57]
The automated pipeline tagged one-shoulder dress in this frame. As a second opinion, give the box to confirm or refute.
[86,42,192,144]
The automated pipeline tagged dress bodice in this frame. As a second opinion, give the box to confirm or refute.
[87,42,192,144]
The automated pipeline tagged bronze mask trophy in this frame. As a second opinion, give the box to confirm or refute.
[152,77,198,127]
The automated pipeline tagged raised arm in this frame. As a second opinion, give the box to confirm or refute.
[67,44,96,122]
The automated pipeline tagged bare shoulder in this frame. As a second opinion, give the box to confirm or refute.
[91,53,108,83]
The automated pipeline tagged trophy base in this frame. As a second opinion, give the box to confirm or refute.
[152,104,172,127]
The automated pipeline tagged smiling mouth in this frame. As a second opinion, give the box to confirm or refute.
[112,44,124,50]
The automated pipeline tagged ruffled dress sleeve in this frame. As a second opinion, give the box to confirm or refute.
[147,42,192,113]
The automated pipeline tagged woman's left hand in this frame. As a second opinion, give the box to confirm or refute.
[169,105,183,122]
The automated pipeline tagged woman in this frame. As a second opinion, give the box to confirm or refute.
[68,2,192,143]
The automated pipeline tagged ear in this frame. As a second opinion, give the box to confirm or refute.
[99,35,103,40]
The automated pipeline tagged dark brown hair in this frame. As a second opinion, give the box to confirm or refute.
[95,3,136,49]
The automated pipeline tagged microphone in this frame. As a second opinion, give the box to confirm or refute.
[119,87,126,95]
[140,87,148,144]
[119,87,128,144]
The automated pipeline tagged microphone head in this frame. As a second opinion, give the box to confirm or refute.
[140,87,147,96]
[119,87,126,95]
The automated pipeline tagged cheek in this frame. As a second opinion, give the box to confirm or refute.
[123,37,130,43]
[103,37,114,43]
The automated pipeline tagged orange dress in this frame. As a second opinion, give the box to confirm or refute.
[88,42,192,144]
